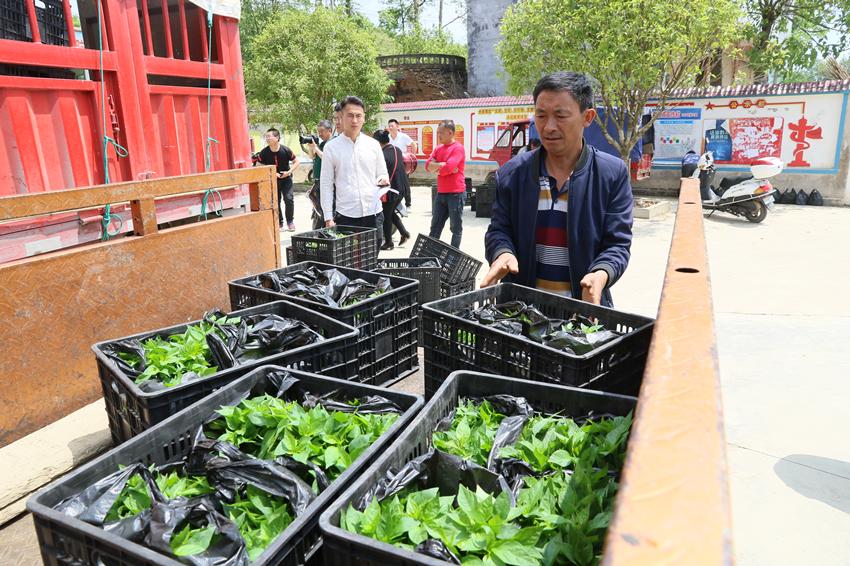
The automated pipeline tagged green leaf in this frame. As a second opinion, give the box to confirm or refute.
[491,540,543,566]
[170,523,216,556]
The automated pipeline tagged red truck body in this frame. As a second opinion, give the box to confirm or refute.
[0,0,250,261]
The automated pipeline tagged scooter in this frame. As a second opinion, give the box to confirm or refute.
[687,151,782,223]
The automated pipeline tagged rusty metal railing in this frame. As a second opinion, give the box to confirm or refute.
[603,178,733,565]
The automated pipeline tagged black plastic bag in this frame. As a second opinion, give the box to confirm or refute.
[302,392,402,415]
[543,314,620,355]
[416,539,462,564]
[808,189,824,206]
[54,463,164,542]
[146,496,249,566]
[337,276,391,307]
[781,188,797,204]
[795,189,809,205]
[101,310,323,392]
[354,450,509,511]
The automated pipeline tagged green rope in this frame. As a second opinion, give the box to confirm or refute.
[200,187,224,220]
[97,0,127,241]
[200,10,221,220]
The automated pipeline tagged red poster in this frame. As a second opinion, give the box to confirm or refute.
[729,117,783,163]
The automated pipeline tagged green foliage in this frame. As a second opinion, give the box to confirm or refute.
[206,394,399,483]
[171,523,218,556]
[499,413,632,473]
[393,26,467,58]
[343,485,544,565]
[432,399,506,466]
[342,402,632,565]
[224,485,294,560]
[118,315,239,388]
[743,0,850,81]
[244,7,392,130]
[104,469,214,523]
[498,0,741,161]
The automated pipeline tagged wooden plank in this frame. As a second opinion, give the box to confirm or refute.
[0,210,279,446]
[604,178,732,565]
[130,198,157,235]
[0,166,274,221]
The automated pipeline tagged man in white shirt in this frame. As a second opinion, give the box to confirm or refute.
[387,118,418,154]
[320,96,390,248]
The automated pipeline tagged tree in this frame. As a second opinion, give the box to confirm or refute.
[240,0,311,67]
[744,0,850,81]
[244,8,392,131]
[498,0,741,164]
[395,26,467,57]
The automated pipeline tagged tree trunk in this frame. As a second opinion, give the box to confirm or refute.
[438,0,443,28]
[412,0,421,27]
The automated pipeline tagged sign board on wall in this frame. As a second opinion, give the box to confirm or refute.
[651,91,847,173]
[378,102,534,162]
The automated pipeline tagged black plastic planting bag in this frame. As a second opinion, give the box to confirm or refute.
[795,190,809,205]
[101,310,323,392]
[808,189,824,206]
[54,463,164,541]
[416,539,462,564]
[302,392,402,415]
[782,188,797,204]
[146,496,249,566]
[355,450,509,511]
[337,276,391,307]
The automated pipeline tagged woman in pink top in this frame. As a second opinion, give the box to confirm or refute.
[425,120,466,248]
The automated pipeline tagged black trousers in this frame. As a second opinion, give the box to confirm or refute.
[278,178,294,225]
[382,196,409,245]
[334,212,383,250]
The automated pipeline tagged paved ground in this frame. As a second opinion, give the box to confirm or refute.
[6,187,849,565]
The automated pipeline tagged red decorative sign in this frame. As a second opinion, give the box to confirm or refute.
[787,117,823,167]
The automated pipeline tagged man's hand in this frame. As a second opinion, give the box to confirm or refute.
[426,161,443,173]
[480,253,519,288]
[325,219,336,228]
[377,175,390,187]
[580,270,609,305]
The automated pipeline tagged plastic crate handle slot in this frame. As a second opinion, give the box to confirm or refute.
[110,381,133,441]
[371,299,396,320]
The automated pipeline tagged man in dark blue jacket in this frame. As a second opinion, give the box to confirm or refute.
[482,72,633,307]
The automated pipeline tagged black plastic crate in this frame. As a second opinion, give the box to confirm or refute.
[375,257,441,305]
[229,262,419,386]
[422,283,655,398]
[93,300,359,444]
[28,366,424,566]
[439,277,475,299]
[0,0,27,41]
[409,234,482,286]
[37,0,68,46]
[475,184,495,205]
[285,245,293,264]
[319,370,637,566]
[291,225,377,270]
[475,202,492,218]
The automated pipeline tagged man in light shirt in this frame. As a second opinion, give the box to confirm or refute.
[387,118,418,154]
[320,96,389,249]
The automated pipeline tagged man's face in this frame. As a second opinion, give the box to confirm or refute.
[387,121,399,134]
[341,104,364,137]
[317,126,331,141]
[437,126,454,145]
[534,90,595,157]
[333,112,341,131]
[264,131,278,145]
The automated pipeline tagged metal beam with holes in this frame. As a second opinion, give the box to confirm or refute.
[603,178,733,565]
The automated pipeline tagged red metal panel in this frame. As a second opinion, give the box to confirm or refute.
[177,0,190,59]
[144,56,226,80]
[24,0,41,43]
[3,95,49,193]
[160,0,174,58]
[62,0,77,48]
[139,0,155,55]
[217,18,250,167]
[0,39,118,70]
